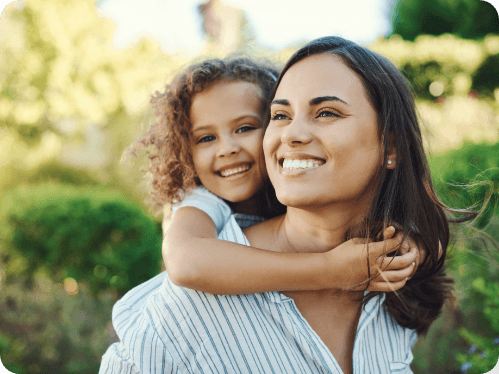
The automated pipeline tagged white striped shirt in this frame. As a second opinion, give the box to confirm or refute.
[100,214,417,374]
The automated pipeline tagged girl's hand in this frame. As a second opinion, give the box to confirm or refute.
[396,235,442,280]
[323,226,418,292]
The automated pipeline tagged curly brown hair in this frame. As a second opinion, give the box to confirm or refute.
[134,57,280,214]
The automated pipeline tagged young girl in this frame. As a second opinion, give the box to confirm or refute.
[136,57,422,295]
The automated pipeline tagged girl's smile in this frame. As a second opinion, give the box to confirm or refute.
[190,80,266,203]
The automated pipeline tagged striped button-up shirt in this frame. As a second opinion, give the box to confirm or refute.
[100,214,417,374]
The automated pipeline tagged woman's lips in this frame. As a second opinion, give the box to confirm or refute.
[281,158,324,169]
[278,158,325,175]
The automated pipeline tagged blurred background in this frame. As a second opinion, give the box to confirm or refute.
[0,0,498,373]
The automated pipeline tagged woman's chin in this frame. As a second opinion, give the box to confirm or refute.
[276,191,321,209]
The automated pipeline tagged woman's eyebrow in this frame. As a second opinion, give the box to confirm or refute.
[271,97,349,107]
[270,99,289,106]
[309,96,349,106]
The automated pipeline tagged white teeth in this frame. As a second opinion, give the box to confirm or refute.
[282,159,324,169]
[220,164,250,177]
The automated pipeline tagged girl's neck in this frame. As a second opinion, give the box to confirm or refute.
[227,191,266,217]
[227,191,276,218]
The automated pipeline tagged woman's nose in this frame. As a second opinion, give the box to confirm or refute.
[216,136,241,157]
[280,117,313,146]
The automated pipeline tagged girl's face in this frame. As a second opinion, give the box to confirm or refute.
[190,80,266,203]
[263,54,383,212]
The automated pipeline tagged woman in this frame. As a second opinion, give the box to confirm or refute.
[100,36,471,374]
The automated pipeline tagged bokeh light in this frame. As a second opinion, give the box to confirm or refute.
[63,277,78,296]
[94,264,108,279]
[429,81,445,97]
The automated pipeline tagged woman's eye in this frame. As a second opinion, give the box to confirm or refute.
[317,110,340,118]
[236,125,255,133]
[198,135,215,143]
[271,113,289,121]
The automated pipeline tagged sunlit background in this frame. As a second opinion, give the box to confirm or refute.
[0,0,499,373]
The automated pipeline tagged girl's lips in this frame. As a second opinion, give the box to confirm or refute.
[217,163,253,179]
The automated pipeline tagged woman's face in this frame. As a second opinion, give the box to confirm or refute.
[263,54,383,211]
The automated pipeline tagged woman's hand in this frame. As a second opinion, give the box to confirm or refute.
[322,226,418,292]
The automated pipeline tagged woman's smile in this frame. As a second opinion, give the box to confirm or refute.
[278,154,326,176]
[264,53,382,210]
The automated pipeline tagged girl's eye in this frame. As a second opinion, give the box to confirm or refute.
[317,109,340,118]
[236,125,255,134]
[198,135,215,143]
[270,113,289,121]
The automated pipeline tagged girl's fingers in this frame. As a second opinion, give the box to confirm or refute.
[373,264,415,282]
[371,232,404,257]
[378,248,417,270]
[398,239,411,255]
[366,279,407,292]
[381,226,396,240]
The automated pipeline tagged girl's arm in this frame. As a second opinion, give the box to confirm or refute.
[164,207,418,295]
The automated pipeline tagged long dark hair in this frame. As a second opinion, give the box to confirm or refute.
[266,36,476,335]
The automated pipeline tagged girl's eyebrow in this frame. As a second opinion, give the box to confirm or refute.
[191,115,262,133]
[271,96,349,107]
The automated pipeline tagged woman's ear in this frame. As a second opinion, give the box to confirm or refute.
[386,132,397,169]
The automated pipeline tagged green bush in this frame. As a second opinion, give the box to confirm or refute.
[370,34,499,101]
[447,217,499,374]
[0,273,119,374]
[429,142,499,220]
[390,0,499,41]
[4,183,162,296]
[411,142,499,374]
[0,183,162,373]
[472,53,499,99]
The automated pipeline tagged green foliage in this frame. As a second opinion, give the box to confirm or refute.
[411,142,499,374]
[450,231,499,373]
[370,33,499,106]
[3,183,162,296]
[27,161,101,186]
[391,0,499,41]
[0,0,185,181]
[429,142,499,222]
[0,273,119,374]
[472,53,499,98]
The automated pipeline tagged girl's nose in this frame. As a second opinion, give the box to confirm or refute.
[216,136,241,157]
[280,116,313,146]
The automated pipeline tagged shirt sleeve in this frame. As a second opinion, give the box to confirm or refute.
[99,342,140,374]
[100,273,182,374]
[99,341,183,374]
[169,186,232,234]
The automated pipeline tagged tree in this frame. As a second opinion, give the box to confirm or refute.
[390,0,499,41]
[0,0,182,160]
[0,0,188,203]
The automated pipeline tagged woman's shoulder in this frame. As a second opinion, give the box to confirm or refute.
[243,215,284,252]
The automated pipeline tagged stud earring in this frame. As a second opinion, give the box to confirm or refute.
[388,160,392,165]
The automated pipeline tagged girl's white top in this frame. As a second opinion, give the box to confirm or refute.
[101,187,417,374]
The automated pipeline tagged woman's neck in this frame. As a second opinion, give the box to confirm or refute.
[275,204,366,254]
